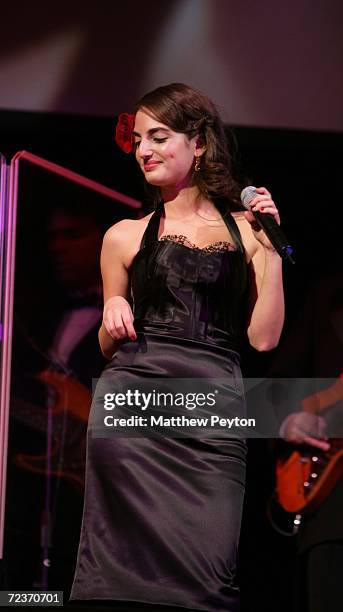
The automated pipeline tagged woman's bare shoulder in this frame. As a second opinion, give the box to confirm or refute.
[103,212,155,245]
[231,211,250,235]
[231,211,246,222]
[102,212,156,269]
[231,211,259,261]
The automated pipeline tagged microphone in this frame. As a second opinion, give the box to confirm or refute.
[240,186,295,264]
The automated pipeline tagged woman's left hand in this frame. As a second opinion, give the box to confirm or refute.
[243,186,280,251]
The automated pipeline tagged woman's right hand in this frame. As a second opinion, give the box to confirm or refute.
[103,296,137,341]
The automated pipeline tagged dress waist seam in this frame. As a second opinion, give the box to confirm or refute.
[132,330,241,361]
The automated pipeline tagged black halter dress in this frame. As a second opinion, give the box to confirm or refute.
[70,202,249,611]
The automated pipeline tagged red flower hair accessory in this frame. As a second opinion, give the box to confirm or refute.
[115,113,135,153]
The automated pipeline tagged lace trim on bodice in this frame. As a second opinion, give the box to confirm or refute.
[159,234,236,253]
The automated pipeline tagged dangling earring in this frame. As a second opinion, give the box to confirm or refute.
[194,156,201,172]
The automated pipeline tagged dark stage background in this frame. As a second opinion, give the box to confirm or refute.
[0,109,342,611]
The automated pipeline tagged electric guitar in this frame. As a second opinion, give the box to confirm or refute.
[11,368,91,491]
[276,377,343,514]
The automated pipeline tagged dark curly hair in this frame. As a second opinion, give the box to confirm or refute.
[134,82,243,211]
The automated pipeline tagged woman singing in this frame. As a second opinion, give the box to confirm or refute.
[70,83,284,611]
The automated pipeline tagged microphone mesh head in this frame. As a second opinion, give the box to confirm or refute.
[240,186,257,210]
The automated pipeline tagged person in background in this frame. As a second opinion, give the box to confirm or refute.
[5,202,109,597]
[272,272,343,612]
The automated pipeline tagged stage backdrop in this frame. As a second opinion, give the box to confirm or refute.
[0,0,342,132]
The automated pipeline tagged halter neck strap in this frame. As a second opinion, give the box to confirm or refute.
[220,205,245,253]
[139,201,164,249]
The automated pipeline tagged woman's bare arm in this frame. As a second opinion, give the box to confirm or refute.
[98,220,137,359]
[246,243,284,351]
[236,187,285,351]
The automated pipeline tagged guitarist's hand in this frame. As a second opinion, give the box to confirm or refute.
[280,412,330,451]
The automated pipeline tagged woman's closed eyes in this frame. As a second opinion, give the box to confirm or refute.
[134,137,168,150]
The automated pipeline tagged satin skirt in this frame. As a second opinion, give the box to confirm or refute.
[70,333,247,612]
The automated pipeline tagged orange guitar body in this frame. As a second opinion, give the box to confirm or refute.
[36,368,91,421]
[276,378,343,514]
[276,441,343,513]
